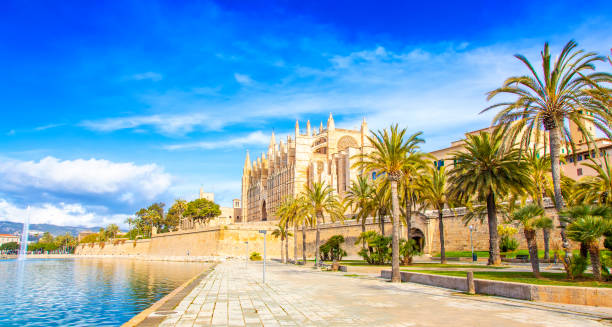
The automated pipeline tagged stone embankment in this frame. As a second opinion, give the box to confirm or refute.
[381,270,612,307]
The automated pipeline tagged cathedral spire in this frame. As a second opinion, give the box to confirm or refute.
[306,120,311,136]
[327,112,335,130]
[269,131,276,150]
[319,121,323,133]
[244,150,251,171]
[295,120,300,136]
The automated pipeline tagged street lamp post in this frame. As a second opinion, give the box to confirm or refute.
[259,230,267,283]
[245,241,249,268]
[469,225,475,262]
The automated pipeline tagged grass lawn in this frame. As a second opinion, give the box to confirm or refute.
[402,270,612,288]
[432,249,611,259]
[312,260,507,269]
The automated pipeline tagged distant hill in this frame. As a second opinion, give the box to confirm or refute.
[0,221,103,237]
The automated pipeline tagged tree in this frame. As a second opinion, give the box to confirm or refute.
[184,198,221,226]
[567,215,612,281]
[509,205,551,277]
[575,157,612,206]
[483,40,611,271]
[167,199,188,231]
[303,182,344,268]
[419,166,452,264]
[272,223,292,264]
[400,151,428,249]
[106,224,119,239]
[276,196,300,264]
[345,175,375,249]
[0,242,19,251]
[354,125,423,282]
[449,130,530,265]
[560,205,612,258]
[524,149,554,259]
[371,179,391,236]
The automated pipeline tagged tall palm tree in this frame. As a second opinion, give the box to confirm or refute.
[449,130,531,265]
[567,215,612,281]
[401,151,428,243]
[483,40,611,268]
[372,179,391,236]
[345,175,375,249]
[276,197,295,264]
[524,148,554,259]
[509,204,551,277]
[303,182,344,268]
[354,125,424,283]
[575,157,612,205]
[419,166,452,264]
[272,223,292,264]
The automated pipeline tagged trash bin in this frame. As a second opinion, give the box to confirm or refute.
[472,253,477,262]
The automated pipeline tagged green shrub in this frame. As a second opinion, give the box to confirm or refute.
[355,231,392,265]
[319,235,347,261]
[604,235,612,251]
[249,252,262,261]
[498,225,519,252]
[0,242,19,251]
[569,255,589,278]
[400,239,421,265]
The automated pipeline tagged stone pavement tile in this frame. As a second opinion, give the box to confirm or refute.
[159,260,611,327]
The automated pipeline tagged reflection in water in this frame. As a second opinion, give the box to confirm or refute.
[0,258,209,327]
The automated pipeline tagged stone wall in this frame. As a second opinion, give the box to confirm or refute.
[76,203,572,259]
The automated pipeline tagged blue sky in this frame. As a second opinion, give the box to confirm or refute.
[1,0,611,227]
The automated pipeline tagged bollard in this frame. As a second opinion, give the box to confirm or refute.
[466,271,475,295]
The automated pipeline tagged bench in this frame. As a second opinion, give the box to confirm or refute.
[515,254,529,262]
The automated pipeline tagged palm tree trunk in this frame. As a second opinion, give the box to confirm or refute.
[406,197,412,242]
[379,212,385,236]
[302,222,307,264]
[438,210,446,264]
[543,228,551,260]
[549,127,572,277]
[390,180,401,283]
[284,223,289,264]
[315,212,321,268]
[280,234,285,264]
[361,219,366,249]
[524,229,540,277]
[589,243,602,281]
[486,191,501,265]
[294,223,298,264]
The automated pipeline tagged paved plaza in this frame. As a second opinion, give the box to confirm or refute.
[155,261,612,327]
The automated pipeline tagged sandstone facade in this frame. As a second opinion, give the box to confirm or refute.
[241,114,371,222]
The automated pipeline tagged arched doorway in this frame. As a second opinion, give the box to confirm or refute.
[261,201,267,221]
[410,228,425,253]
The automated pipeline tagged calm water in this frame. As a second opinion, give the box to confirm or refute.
[0,258,209,326]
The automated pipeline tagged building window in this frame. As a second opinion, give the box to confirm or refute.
[372,172,377,180]
[577,168,583,176]
[585,154,590,160]
[569,157,574,163]
[577,155,583,161]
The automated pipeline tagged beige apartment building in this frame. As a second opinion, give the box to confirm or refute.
[241,114,371,222]
[429,118,610,181]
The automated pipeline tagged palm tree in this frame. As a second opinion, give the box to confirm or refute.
[509,205,551,277]
[345,175,375,249]
[272,223,292,264]
[567,215,612,281]
[372,179,391,236]
[400,151,428,244]
[419,166,452,264]
[524,148,554,259]
[354,125,423,283]
[449,130,531,265]
[483,40,611,268]
[560,205,612,258]
[303,182,344,267]
[575,157,612,205]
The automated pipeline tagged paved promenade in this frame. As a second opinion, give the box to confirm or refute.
[156,261,612,327]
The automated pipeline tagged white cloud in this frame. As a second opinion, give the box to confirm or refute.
[79,33,612,146]
[163,131,270,150]
[234,73,253,85]
[0,199,129,228]
[0,156,172,203]
[130,72,163,81]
